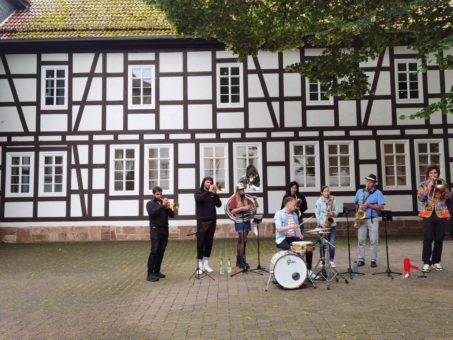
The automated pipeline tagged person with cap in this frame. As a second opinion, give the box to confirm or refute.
[354,174,385,268]
[228,183,258,269]
[194,176,222,274]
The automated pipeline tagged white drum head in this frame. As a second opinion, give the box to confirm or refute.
[273,253,307,289]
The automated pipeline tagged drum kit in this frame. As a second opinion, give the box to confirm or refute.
[265,227,349,291]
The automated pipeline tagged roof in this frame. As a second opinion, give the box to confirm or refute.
[0,0,175,40]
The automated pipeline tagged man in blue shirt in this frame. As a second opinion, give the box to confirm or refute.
[354,174,385,268]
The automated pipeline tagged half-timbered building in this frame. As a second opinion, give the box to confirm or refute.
[1,0,452,242]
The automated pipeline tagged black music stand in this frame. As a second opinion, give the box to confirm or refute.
[373,210,402,279]
[251,214,268,273]
[187,225,214,281]
[340,203,364,278]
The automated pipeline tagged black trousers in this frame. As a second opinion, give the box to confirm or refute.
[147,226,169,275]
[196,220,216,259]
[277,237,313,270]
[422,215,446,265]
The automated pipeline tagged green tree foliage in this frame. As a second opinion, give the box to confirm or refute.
[149,0,452,119]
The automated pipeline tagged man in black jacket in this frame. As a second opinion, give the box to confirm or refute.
[194,176,222,274]
[146,186,175,282]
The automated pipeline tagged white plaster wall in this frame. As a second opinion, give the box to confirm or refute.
[178,144,195,164]
[284,101,302,127]
[76,144,89,164]
[72,77,88,102]
[92,169,105,190]
[106,53,123,73]
[41,53,68,62]
[216,51,237,59]
[384,195,414,211]
[283,50,300,68]
[176,193,195,216]
[40,114,67,132]
[359,164,378,183]
[78,106,102,131]
[160,77,183,101]
[6,54,37,74]
[70,194,83,217]
[38,201,66,217]
[106,105,123,130]
[128,53,155,61]
[305,48,325,57]
[393,46,415,54]
[106,77,123,101]
[338,101,357,126]
[268,190,284,215]
[264,74,279,97]
[267,166,286,187]
[427,70,441,94]
[375,71,391,96]
[160,52,183,73]
[247,74,264,97]
[248,102,274,128]
[71,169,88,190]
[188,104,212,129]
[187,51,212,72]
[87,78,102,101]
[13,79,36,102]
[92,145,105,164]
[0,79,13,101]
[187,76,212,100]
[283,73,301,97]
[396,108,425,125]
[0,107,23,132]
[365,100,392,126]
[267,141,285,162]
[0,60,4,74]
[445,70,453,90]
[160,105,183,129]
[4,202,33,218]
[217,111,244,129]
[178,168,195,190]
[358,140,377,160]
[92,194,105,217]
[128,113,155,130]
[73,53,95,73]
[257,51,278,69]
[109,200,138,217]
[22,107,36,132]
[306,110,335,127]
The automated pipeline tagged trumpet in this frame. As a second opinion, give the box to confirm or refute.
[213,183,223,192]
[164,200,179,210]
[433,178,447,190]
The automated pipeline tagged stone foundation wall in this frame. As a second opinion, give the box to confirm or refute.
[0,218,433,243]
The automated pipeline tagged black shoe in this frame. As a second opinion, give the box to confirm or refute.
[156,272,166,278]
[370,261,377,268]
[146,274,159,282]
[244,262,250,270]
[236,256,245,269]
[357,261,365,267]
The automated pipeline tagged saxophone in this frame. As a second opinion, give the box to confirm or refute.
[353,191,367,228]
[324,195,335,228]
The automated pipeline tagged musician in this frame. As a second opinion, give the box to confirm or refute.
[146,186,175,282]
[417,165,450,272]
[194,176,222,274]
[315,186,339,267]
[274,196,313,272]
[281,181,308,231]
[448,190,453,239]
[228,183,258,269]
[354,174,385,268]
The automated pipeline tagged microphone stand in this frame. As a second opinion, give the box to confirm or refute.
[340,206,364,279]
[188,224,214,281]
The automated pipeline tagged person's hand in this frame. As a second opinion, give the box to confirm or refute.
[327,211,334,217]
[360,203,368,210]
[209,184,216,193]
[162,198,169,207]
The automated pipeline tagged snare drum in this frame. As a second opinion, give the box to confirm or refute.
[290,241,316,254]
[269,251,307,289]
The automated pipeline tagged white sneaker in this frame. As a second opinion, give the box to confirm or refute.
[433,263,443,271]
[330,261,336,268]
[422,264,430,273]
[197,260,205,274]
[203,257,214,273]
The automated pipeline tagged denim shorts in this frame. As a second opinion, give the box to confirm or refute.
[235,222,251,232]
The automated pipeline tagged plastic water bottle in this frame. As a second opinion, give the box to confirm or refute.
[352,261,359,277]
[227,257,232,275]
[219,258,224,275]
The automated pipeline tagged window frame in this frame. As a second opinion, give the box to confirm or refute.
[128,65,156,109]
[200,143,229,194]
[216,63,244,108]
[5,152,35,198]
[109,145,140,196]
[41,65,68,110]
[144,144,174,195]
[289,141,321,192]
[305,78,333,105]
[414,139,445,184]
[38,151,67,197]
[324,141,355,191]
[395,59,423,104]
[233,142,263,193]
[380,140,411,190]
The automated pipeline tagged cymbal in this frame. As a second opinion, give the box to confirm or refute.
[306,228,331,234]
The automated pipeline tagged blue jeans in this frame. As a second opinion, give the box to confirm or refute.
[319,226,336,261]
[357,218,379,262]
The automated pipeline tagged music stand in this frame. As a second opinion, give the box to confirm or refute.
[373,210,402,279]
[340,203,364,278]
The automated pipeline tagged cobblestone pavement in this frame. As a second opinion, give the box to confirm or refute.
[1,236,452,339]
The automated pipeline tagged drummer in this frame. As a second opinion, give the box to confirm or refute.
[274,196,313,273]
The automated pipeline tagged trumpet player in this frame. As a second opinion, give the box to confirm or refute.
[354,174,385,268]
[146,186,175,282]
[417,165,450,272]
[315,186,339,267]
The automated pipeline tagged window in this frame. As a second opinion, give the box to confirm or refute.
[381,141,411,189]
[128,65,155,109]
[233,143,262,191]
[325,142,354,190]
[306,79,333,105]
[415,140,444,184]
[290,142,320,190]
[110,145,139,195]
[217,63,243,108]
[395,60,423,103]
[145,145,173,194]
[200,144,228,192]
[41,66,68,109]
[39,152,67,196]
[5,152,34,197]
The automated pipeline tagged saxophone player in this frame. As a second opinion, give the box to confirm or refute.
[417,165,450,272]
[315,186,339,267]
[354,174,385,268]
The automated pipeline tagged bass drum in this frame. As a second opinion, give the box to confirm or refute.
[269,251,307,289]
